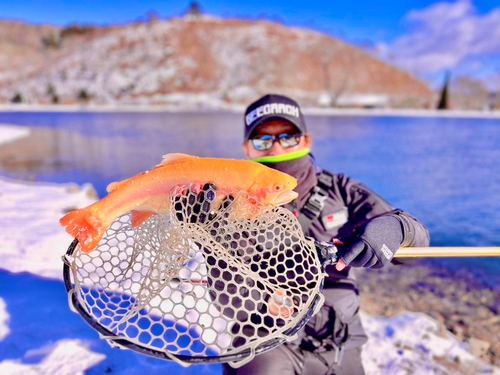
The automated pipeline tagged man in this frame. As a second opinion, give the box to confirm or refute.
[223,94,430,375]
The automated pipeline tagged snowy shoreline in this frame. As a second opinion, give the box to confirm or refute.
[1,103,500,119]
[0,124,31,145]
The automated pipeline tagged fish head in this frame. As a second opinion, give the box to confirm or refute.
[249,167,298,206]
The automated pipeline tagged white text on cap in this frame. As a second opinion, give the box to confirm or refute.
[246,103,300,126]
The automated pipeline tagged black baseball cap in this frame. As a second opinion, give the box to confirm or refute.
[243,94,307,141]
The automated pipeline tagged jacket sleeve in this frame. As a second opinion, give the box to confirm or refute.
[336,174,430,247]
[390,210,430,247]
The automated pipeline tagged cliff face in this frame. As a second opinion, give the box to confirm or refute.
[0,17,434,108]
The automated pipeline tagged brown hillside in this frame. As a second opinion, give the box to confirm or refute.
[0,16,434,108]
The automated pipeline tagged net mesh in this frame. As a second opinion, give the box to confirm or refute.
[66,185,324,366]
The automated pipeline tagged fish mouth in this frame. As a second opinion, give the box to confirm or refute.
[273,190,299,206]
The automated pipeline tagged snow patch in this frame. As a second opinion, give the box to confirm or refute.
[0,124,31,145]
[0,177,97,280]
[361,311,500,375]
[0,339,105,375]
[0,298,9,341]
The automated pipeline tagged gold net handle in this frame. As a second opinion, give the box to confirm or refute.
[396,247,500,258]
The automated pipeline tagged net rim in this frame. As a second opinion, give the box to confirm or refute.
[63,239,325,365]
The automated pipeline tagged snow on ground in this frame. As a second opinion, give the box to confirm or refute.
[0,177,97,280]
[0,124,31,145]
[361,312,500,375]
[0,177,498,374]
[0,298,9,341]
[0,340,105,375]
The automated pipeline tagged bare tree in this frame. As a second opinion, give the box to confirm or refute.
[319,43,351,107]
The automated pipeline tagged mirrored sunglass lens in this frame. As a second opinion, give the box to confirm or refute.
[252,137,273,150]
[279,134,300,148]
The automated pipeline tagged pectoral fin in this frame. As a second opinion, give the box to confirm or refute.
[131,210,155,228]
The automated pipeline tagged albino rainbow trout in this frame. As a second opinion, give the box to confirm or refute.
[60,153,298,253]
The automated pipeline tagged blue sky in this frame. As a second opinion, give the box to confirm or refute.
[1,0,499,89]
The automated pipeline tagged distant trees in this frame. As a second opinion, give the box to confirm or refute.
[78,89,91,104]
[186,1,202,17]
[42,32,61,49]
[318,44,350,107]
[47,83,59,104]
[145,10,160,23]
[437,71,450,110]
[11,93,23,103]
[41,25,96,50]
[60,24,95,39]
[435,72,500,110]
[449,76,495,110]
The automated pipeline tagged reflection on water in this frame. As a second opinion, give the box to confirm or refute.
[0,112,247,196]
[0,112,499,286]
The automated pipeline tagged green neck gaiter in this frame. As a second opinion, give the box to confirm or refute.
[251,149,311,164]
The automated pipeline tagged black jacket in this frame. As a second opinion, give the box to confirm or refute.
[262,154,430,350]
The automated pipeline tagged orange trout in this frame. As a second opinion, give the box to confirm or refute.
[60,153,298,253]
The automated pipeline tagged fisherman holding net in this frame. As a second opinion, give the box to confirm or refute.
[219,94,431,375]
[60,94,430,374]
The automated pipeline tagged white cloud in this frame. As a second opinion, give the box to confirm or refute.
[378,0,500,87]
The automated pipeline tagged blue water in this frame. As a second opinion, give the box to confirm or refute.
[0,112,498,242]
[0,111,498,371]
[80,286,217,356]
[0,112,498,278]
[0,271,220,374]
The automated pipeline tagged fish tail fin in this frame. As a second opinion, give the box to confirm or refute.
[60,205,106,253]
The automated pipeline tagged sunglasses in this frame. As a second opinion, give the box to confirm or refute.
[250,133,304,151]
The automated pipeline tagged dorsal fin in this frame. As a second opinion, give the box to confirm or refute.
[106,179,130,193]
[157,153,196,167]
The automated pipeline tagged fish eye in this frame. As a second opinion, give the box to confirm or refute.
[274,185,281,191]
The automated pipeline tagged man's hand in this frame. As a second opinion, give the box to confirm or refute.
[336,215,403,271]
[173,183,235,230]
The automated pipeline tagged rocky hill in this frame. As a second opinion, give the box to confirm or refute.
[0,16,435,108]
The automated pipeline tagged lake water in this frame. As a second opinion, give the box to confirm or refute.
[0,111,499,287]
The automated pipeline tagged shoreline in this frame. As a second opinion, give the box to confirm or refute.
[0,104,499,119]
[356,261,500,368]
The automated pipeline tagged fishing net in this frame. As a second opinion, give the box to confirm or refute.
[63,185,326,367]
